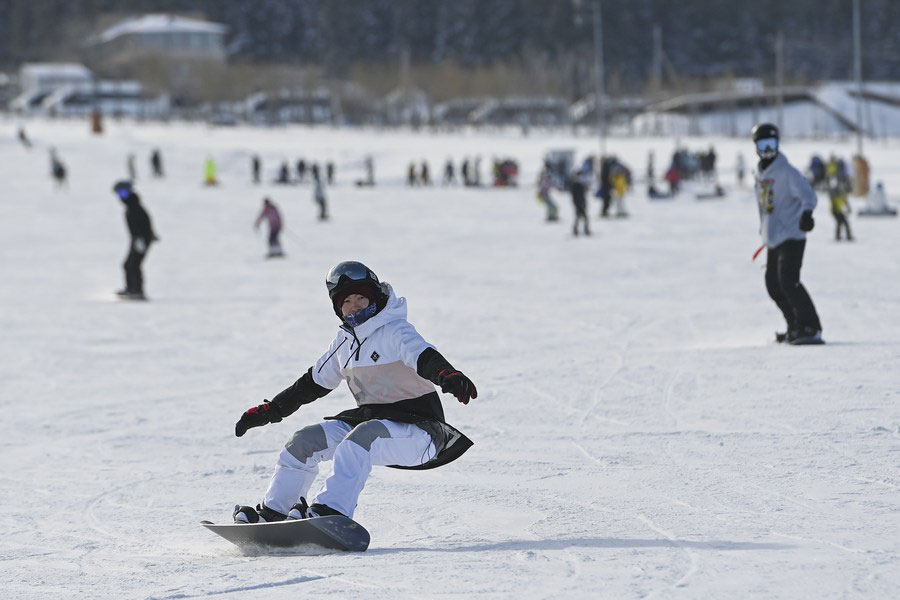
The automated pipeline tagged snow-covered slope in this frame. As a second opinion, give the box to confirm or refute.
[1,119,898,599]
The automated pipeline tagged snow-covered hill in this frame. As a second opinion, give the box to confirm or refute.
[1,119,898,599]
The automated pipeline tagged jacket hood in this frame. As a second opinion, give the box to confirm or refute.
[340,283,405,337]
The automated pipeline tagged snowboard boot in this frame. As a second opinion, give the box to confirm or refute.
[287,497,344,520]
[789,326,824,345]
[233,503,287,524]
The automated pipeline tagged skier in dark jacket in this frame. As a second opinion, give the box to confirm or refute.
[150,149,164,178]
[569,173,590,236]
[113,181,158,300]
[252,155,261,184]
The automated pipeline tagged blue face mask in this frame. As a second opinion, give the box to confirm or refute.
[343,303,377,327]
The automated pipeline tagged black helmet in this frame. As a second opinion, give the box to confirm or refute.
[751,123,779,160]
[751,123,779,142]
[326,261,386,318]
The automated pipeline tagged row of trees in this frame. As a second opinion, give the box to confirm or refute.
[1,0,899,100]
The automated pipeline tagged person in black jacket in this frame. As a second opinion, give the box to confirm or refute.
[113,181,158,300]
[569,173,590,236]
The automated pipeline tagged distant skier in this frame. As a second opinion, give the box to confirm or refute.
[150,149,164,178]
[127,153,137,182]
[17,126,31,149]
[113,181,158,300]
[610,163,629,217]
[204,157,218,186]
[355,156,375,187]
[407,162,418,186]
[313,170,328,221]
[420,161,431,186]
[537,167,559,222]
[597,157,613,217]
[364,155,375,186]
[752,123,823,345]
[254,197,284,258]
[569,173,590,236]
[664,163,680,196]
[443,159,456,185]
[827,176,853,242]
[276,161,291,184]
[326,161,335,185]
[232,261,475,523]
[252,155,261,184]
[49,148,67,188]
[297,159,307,184]
[736,152,746,187]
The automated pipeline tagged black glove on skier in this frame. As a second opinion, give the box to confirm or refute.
[437,369,477,405]
[235,400,283,437]
[799,210,815,232]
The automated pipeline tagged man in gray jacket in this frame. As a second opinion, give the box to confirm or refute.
[753,123,823,345]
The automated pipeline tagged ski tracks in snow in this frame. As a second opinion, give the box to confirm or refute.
[636,514,699,593]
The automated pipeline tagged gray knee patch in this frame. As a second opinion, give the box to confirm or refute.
[285,424,328,463]
[346,421,391,451]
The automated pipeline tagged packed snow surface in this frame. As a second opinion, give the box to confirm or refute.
[1,119,899,599]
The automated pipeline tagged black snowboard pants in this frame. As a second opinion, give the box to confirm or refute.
[765,239,821,332]
[832,211,852,241]
[572,200,590,235]
[123,245,148,293]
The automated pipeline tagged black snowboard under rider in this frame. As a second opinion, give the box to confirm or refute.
[765,239,821,333]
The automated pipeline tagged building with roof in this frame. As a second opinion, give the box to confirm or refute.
[89,14,228,68]
[18,63,93,94]
[632,82,900,138]
[9,63,94,112]
[244,90,334,125]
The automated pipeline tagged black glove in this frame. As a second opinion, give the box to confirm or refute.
[235,400,283,437]
[437,369,477,405]
[799,210,815,232]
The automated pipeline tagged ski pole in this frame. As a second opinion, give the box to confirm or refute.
[752,244,765,261]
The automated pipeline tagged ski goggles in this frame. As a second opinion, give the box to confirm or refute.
[755,138,778,154]
[326,262,379,295]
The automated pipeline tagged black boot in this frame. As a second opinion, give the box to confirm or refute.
[789,326,824,345]
[233,503,287,524]
[287,497,344,519]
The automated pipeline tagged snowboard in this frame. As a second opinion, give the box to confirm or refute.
[790,336,825,346]
[201,515,370,552]
[115,290,148,301]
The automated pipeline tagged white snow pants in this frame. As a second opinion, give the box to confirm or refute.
[263,419,436,518]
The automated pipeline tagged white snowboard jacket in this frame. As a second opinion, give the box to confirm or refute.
[270,284,473,470]
[312,287,437,406]
[755,153,818,249]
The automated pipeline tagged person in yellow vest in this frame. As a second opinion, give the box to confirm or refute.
[204,156,218,186]
[611,165,629,217]
[828,176,853,241]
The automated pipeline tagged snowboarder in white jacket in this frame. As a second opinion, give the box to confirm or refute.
[752,123,823,345]
[232,261,476,523]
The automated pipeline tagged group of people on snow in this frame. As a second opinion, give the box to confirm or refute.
[16,114,896,536]
[538,154,632,234]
